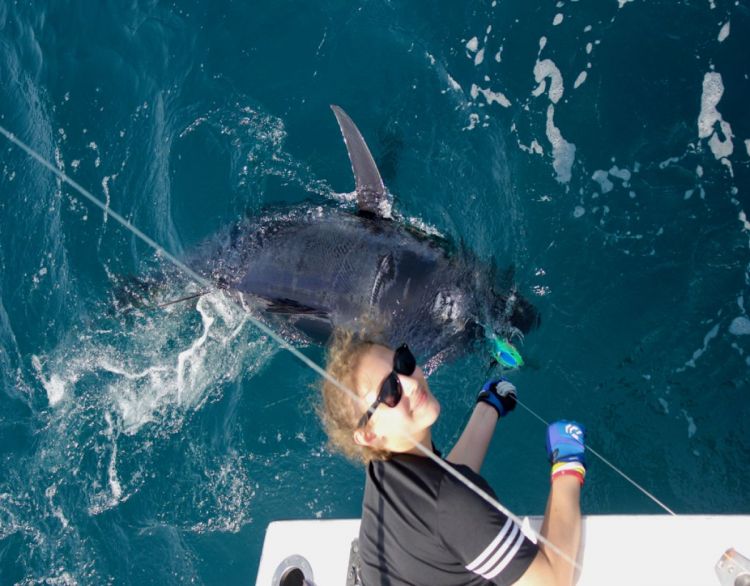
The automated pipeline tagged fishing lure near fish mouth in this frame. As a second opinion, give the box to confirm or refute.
[490,336,524,370]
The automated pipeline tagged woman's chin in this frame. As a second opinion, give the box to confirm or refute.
[419,399,441,430]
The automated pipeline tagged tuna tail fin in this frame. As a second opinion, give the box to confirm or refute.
[330,105,389,219]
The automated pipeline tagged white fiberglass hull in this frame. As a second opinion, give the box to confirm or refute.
[256,515,750,585]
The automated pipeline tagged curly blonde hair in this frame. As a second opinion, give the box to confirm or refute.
[317,325,392,465]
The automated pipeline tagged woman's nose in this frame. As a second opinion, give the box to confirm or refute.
[399,374,419,397]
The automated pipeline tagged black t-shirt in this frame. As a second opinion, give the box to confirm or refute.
[359,451,537,586]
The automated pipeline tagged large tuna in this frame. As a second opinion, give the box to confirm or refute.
[188,106,538,372]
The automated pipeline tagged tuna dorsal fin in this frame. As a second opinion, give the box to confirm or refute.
[330,105,388,219]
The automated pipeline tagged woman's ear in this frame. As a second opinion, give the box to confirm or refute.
[354,427,377,447]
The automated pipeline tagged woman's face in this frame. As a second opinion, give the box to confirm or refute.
[353,344,441,453]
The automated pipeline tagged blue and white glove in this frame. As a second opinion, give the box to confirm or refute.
[547,420,587,485]
[477,378,517,419]
[546,420,586,465]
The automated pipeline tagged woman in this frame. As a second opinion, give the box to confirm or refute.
[319,328,585,586]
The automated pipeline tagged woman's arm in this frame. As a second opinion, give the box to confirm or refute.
[446,402,498,473]
[515,476,582,586]
[515,421,586,586]
[446,379,516,473]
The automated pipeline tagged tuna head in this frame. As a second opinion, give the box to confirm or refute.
[491,289,541,339]
[455,264,541,355]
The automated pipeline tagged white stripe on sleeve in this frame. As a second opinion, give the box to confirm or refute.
[465,518,513,572]
[483,527,527,580]
[474,522,519,577]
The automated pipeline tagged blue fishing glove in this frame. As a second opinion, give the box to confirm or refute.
[476,378,517,419]
[546,420,586,466]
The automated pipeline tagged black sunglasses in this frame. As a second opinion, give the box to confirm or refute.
[357,343,416,428]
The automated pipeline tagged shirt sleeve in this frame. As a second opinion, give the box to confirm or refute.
[437,464,538,585]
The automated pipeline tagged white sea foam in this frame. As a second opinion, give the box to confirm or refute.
[470,83,511,107]
[591,165,632,194]
[683,410,697,438]
[404,215,444,238]
[573,71,587,89]
[553,13,563,26]
[474,48,485,66]
[466,37,479,52]
[104,412,122,501]
[87,141,101,168]
[680,323,720,369]
[44,375,66,405]
[718,21,730,42]
[464,113,480,131]
[745,139,750,156]
[533,59,564,104]
[658,398,669,414]
[176,301,216,405]
[180,116,208,138]
[729,316,750,335]
[95,290,273,434]
[45,484,69,529]
[32,355,68,405]
[546,105,576,183]
[618,0,634,7]
[592,170,614,193]
[36,572,77,586]
[446,74,462,92]
[518,139,544,155]
[101,174,116,227]
[658,155,681,169]
[189,453,256,533]
[34,279,279,525]
[609,166,631,183]
[721,157,734,176]
[698,72,734,160]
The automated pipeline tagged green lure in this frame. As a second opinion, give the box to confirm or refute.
[490,337,524,370]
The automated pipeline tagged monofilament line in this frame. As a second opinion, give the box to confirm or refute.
[1,124,582,573]
[514,397,677,516]
[0,125,356,402]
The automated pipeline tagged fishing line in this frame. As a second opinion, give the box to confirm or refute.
[513,397,677,516]
[507,228,679,514]
[119,290,212,314]
[0,124,583,572]
[154,290,210,309]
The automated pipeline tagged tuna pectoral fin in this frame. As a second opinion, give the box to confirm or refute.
[330,105,388,218]
[262,299,333,345]
[265,298,329,318]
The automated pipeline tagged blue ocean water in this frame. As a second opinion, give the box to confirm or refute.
[1,1,748,583]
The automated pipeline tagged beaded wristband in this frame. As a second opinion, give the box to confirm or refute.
[551,469,585,485]
[551,461,586,485]
[551,461,586,475]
